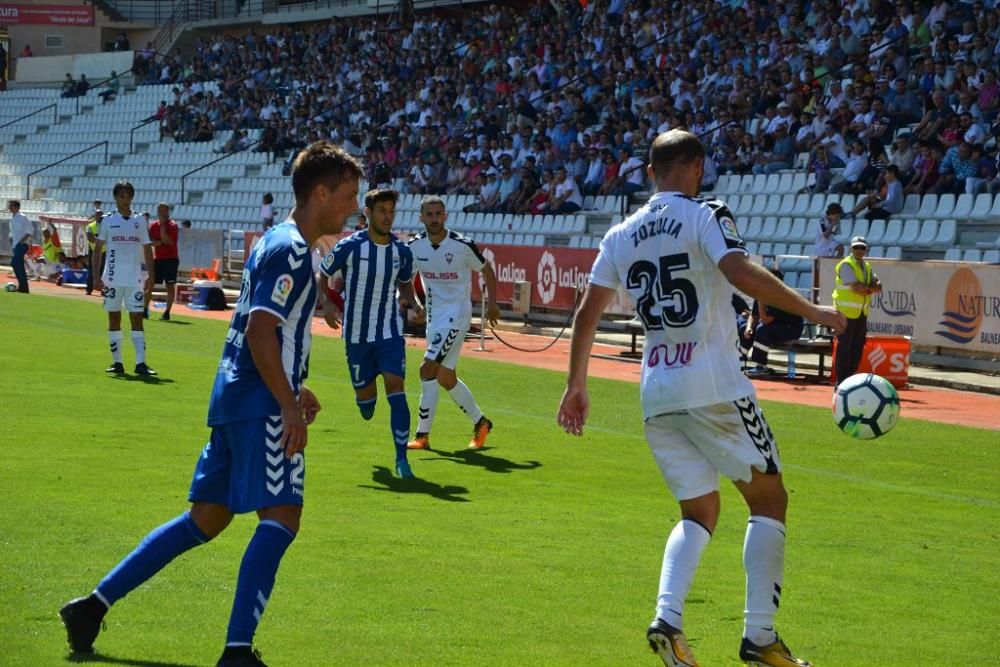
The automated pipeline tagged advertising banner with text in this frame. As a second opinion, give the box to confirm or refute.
[817,258,1000,353]
[473,244,635,316]
[0,4,94,26]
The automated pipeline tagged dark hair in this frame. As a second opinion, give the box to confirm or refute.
[885,165,900,177]
[826,203,844,214]
[649,130,704,176]
[263,193,274,204]
[8,199,20,209]
[291,141,363,205]
[364,188,399,211]
[113,181,135,198]
[419,194,446,212]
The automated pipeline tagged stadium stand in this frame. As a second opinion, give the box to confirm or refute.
[0,0,998,270]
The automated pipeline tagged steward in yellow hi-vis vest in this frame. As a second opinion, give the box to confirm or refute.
[832,236,882,383]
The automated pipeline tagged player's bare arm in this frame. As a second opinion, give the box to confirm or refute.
[397,280,423,318]
[480,262,501,327]
[298,386,321,425]
[92,239,105,290]
[316,273,341,329]
[720,253,847,335]
[143,244,154,293]
[245,309,308,457]
[557,283,616,436]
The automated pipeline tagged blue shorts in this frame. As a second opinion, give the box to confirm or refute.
[188,415,304,513]
[345,337,406,388]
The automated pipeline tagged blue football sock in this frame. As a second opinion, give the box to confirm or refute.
[95,512,209,607]
[386,392,410,463]
[226,520,296,646]
[356,397,376,421]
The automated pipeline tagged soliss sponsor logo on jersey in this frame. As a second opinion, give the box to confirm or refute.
[646,342,698,369]
[423,272,459,279]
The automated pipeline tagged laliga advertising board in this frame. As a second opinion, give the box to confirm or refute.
[471,245,636,316]
[817,257,1000,354]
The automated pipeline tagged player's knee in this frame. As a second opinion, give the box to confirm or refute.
[437,369,457,389]
[419,359,439,380]
[189,503,234,539]
[258,505,301,534]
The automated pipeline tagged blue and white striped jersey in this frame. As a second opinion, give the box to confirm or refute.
[208,221,316,426]
[319,230,414,345]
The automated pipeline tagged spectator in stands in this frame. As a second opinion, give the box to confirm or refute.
[549,167,583,215]
[61,73,78,98]
[260,193,275,230]
[886,78,922,125]
[852,165,904,221]
[753,124,795,175]
[905,142,942,194]
[20,45,33,58]
[445,157,468,195]
[858,138,890,192]
[966,144,997,194]
[112,32,130,52]
[407,156,433,194]
[615,148,646,195]
[497,165,520,212]
[582,147,605,196]
[935,141,979,194]
[915,91,953,142]
[75,74,91,98]
[99,71,120,104]
[739,268,805,378]
[816,202,846,258]
[889,134,916,182]
[829,140,869,193]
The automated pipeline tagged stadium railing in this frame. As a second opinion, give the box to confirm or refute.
[25,141,109,200]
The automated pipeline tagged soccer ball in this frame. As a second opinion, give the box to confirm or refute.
[4,282,16,292]
[832,373,900,439]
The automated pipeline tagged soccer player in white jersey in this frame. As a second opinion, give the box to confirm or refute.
[557,130,847,667]
[405,195,500,450]
[60,142,362,666]
[318,189,421,479]
[92,181,157,376]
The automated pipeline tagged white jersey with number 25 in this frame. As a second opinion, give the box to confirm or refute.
[589,191,754,418]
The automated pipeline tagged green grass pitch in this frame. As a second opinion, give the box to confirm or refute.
[1,294,998,666]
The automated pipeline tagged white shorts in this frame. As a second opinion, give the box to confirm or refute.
[103,284,146,313]
[424,319,468,370]
[643,395,781,501]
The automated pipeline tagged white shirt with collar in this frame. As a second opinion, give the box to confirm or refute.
[9,211,32,246]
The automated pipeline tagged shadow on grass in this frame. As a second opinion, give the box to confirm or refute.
[424,447,543,474]
[67,653,200,667]
[107,374,175,385]
[358,465,470,502]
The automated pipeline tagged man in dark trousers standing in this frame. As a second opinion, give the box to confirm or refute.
[8,200,32,293]
[739,268,805,377]
[832,236,882,385]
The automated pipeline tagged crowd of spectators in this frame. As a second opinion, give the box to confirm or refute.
[126,0,1000,217]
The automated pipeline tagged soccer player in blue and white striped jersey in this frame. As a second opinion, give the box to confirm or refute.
[318,189,421,479]
[59,142,363,666]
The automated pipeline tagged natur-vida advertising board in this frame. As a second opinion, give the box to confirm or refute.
[817,257,1000,354]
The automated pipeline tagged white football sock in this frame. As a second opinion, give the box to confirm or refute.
[655,519,711,630]
[108,330,124,364]
[416,378,440,435]
[447,379,483,424]
[743,515,785,646]
[131,331,146,364]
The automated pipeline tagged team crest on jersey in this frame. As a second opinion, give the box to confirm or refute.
[718,215,742,243]
[272,274,294,306]
[445,252,454,264]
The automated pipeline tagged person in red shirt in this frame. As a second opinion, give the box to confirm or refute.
[146,202,180,321]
